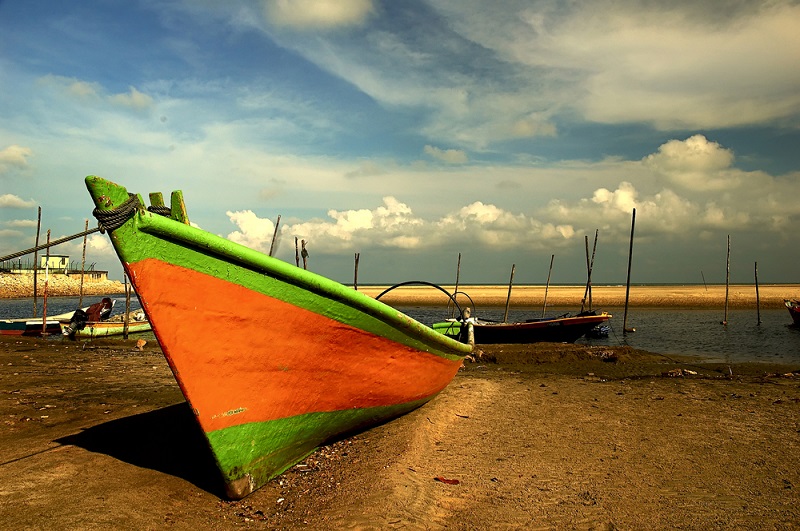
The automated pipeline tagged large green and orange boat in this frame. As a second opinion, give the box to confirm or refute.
[85,176,472,499]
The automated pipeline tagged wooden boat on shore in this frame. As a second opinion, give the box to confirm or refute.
[0,308,85,336]
[786,299,800,326]
[59,319,152,338]
[85,175,472,499]
[0,317,62,336]
[433,310,612,344]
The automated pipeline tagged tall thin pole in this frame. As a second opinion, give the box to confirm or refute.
[451,253,462,317]
[123,273,130,340]
[353,252,360,290]
[503,264,516,323]
[754,261,761,325]
[723,235,730,326]
[301,240,308,270]
[623,209,636,334]
[268,215,281,257]
[33,207,41,317]
[581,230,598,312]
[542,254,554,318]
[41,230,50,335]
[79,219,88,308]
[294,237,300,267]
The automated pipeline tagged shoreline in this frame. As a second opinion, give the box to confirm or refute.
[2,280,798,309]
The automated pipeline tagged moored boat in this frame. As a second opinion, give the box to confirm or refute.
[59,319,152,338]
[433,310,612,344]
[786,299,800,326]
[85,175,472,499]
[0,318,62,336]
[0,307,83,336]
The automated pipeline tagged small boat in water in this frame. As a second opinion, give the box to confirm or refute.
[433,310,612,344]
[60,313,152,338]
[0,318,62,336]
[786,299,800,326]
[0,308,86,336]
[85,175,472,499]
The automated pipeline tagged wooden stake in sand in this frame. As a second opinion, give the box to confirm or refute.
[123,273,130,340]
[542,254,554,318]
[623,209,636,334]
[503,264,516,323]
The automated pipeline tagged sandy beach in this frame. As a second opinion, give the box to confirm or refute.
[2,334,800,529]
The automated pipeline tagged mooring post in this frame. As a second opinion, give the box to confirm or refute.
[354,252,360,290]
[755,261,761,325]
[722,235,730,326]
[623,209,636,334]
[41,230,50,335]
[79,219,88,308]
[542,254,554,318]
[33,207,41,317]
[503,264,516,323]
[451,253,461,318]
[123,273,130,340]
[268,215,281,257]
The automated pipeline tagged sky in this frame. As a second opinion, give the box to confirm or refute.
[1,0,799,288]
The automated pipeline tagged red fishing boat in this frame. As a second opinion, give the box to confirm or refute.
[786,299,800,326]
[433,310,612,344]
[85,176,472,499]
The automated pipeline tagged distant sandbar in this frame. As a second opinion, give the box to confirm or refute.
[359,284,800,309]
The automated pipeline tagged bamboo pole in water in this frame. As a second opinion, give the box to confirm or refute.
[33,207,41,317]
[79,219,88,308]
[353,252,360,290]
[41,230,50,335]
[503,264,516,323]
[755,261,761,325]
[623,209,636,334]
[542,254,554,318]
[722,235,730,326]
[581,230,598,312]
[451,253,461,318]
[268,215,281,257]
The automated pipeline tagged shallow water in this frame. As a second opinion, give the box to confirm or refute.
[2,295,797,365]
[398,305,800,366]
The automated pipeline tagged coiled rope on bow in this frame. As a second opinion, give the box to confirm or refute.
[92,193,140,233]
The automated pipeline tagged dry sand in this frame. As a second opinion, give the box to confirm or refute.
[361,284,800,309]
[2,336,800,529]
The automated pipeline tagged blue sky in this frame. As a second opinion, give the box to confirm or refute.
[1,0,799,287]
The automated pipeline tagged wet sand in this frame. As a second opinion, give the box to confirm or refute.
[2,334,800,529]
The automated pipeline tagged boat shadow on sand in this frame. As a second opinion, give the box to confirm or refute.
[55,403,225,497]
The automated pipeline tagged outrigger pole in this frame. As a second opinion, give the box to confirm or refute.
[0,226,100,263]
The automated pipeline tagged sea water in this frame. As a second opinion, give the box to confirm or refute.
[2,295,798,365]
[398,305,800,366]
